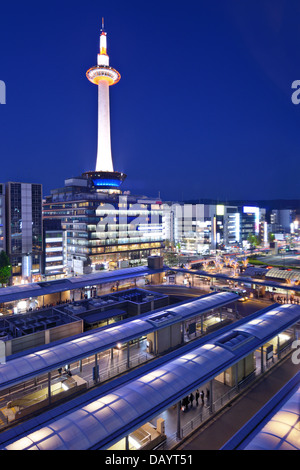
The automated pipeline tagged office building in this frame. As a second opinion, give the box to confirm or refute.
[42,219,65,278]
[270,209,295,234]
[5,182,43,284]
[163,202,265,254]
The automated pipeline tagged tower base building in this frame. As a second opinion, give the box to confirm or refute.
[43,176,163,275]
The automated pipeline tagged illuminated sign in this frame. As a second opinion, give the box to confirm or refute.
[216,205,224,216]
[93,178,122,187]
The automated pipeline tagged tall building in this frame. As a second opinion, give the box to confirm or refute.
[44,22,163,275]
[239,206,257,243]
[270,209,294,234]
[5,182,43,283]
[42,219,65,278]
[163,202,220,254]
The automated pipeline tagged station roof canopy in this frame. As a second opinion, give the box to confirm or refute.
[0,266,166,304]
[243,266,269,277]
[0,292,238,390]
[265,267,300,282]
[1,303,299,451]
[222,372,300,450]
[241,382,300,450]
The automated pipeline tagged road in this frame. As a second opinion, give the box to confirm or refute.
[255,253,300,268]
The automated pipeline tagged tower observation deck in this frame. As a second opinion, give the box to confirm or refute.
[83,20,126,190]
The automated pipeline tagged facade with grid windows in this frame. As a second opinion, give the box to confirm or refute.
[43,177,163,275]
[5,182,42,283]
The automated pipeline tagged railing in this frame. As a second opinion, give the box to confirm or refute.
[0,331,297,434]
[99,353,151,383]
[157,343,295,450]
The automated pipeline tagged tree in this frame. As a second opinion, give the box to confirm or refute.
[164,239,175,251]
[0,251,11,287]
[241,257,249,268]
[176,242,181,252]
[164,239,171,250]
[268,232,275,243]
[247,233,259,249]
[163,251,180,267]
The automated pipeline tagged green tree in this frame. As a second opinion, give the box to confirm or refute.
[268,232,275,243]
[0,251,11,287]
[164,239,170,250]
[163,251,180,267]
[164,239,175,251]
[247,233,259,249]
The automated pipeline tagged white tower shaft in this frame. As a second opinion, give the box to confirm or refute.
[96,81,114,172]
[86,24,121,174]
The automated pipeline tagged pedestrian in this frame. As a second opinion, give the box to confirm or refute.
[189,393,194,407]
[184,396,189,409]
[200,390,204,405]
[206,387,210,405]
[195,389,199,406]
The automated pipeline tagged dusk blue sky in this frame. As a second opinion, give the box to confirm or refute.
[1,0,300,202]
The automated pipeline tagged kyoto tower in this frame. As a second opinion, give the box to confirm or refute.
[83,19,126,190]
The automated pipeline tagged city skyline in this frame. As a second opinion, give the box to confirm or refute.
[1,1,300,202]
[0,4,299,453]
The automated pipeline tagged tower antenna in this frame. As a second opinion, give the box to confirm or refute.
[101,17,105,31]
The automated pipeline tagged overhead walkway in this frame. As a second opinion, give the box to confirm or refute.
[0,303,299,450]
[172,267,300,294]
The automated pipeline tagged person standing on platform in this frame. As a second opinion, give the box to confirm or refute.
[189,392,194,407]
[206,387,210,405]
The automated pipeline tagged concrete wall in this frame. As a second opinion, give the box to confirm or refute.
[5,319,83,356]
[215,352,255,387]
[150,273,164,284]
[147,323,182,355]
